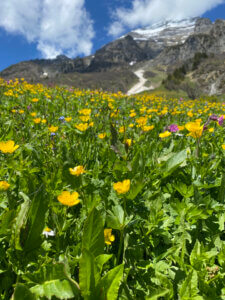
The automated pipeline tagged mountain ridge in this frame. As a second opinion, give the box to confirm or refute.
[1,17,225,95]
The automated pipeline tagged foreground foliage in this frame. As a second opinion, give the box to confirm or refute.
[0,78,225,299]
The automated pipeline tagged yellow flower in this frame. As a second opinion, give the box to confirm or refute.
[19,110,24,114]
[75,123,89,131]
[222,144,225,150]
[104,229,115,245]
[30,112,37,117]
[113,179,130,194]
[78,108,91,115]
[33,118,41,124]
[32,98,39,102]
[129,124,134,128]
[79,115,90,122]
[42,119,47,124]
[65,117,72,122]
[119,126,125,133]
[0,141,19,153]
[142,125,154,132]
[11,109,16,113]
[185,121,203,139]
[69,165,85,176]
[57,191,80,206]
[159,131,171,138]
[208,128,214,133]
[130,112,136,117]
[98,133,106,139]
[136,116,148,126]
[48,126,58,133]
[125,139,132,146]
[0,181,10,191]
[178,125,185,131]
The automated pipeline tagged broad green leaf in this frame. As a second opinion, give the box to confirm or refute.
[0,209,16,237]
[127,180,145,200]
[30,279,77,299]
[24,189,48,252]
[218,213,225,231]
[179,270,202,299]
[146,288,170,300]
[95,254,113,275]
[190,240,201,270]
[82,208,104,257]
[107,205,124,230]
[97,264,124,300]
[13,193,30,250]
[162,149,187,178]
[218,172,225,203]
[12,284,36,300]
[79,249,96,300]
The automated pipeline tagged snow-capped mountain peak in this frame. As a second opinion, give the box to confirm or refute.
[126,17,199,45]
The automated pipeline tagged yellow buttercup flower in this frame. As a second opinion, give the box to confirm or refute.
[69,165,85,176]
[79,115,90,122]
[0,141,19,153]
[142,125,154,132]
[42,119,47,124]
[0,181,10,191]
[48,126,58,133]
[57,191,80,206]
[119,126,125,133]
[65,117,72,122]
[75,123,89,131]
[98,133,106,139]
[185,121,203,139]
[32,98,39,102]
[113,179,130,194]
[19,110,24,114]
[78,109,91,115]
[33,118,41,124]
[30,112,37,117]
[159,131,171,138]
[125,139,132,146]
[136,116,148,126]
[208,128,214,133]
[104,229,115,245]
[222,144,225,150]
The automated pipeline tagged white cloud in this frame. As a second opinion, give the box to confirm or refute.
[108,0,225,36]
[0,0,95,58]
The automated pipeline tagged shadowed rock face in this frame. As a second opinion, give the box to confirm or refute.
[87,35,149,71]
[0,17,225,94]
[154,19,225,66]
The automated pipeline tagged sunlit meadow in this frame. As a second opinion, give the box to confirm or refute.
[1,77,225,299]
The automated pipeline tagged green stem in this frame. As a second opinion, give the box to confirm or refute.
[116,228,124,265]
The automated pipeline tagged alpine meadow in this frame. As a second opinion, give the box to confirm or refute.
[0,78,225,299]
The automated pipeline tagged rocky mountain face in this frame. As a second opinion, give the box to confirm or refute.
[1,17,225,95]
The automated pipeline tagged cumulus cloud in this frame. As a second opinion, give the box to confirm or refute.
[0,0,94,58]
[108,0,225,36]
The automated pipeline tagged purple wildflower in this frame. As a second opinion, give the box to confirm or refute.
[218,115,224,126]
[169,124,179,132]
[209,114,218,121]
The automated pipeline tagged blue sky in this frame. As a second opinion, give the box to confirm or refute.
[0,0,225,71]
